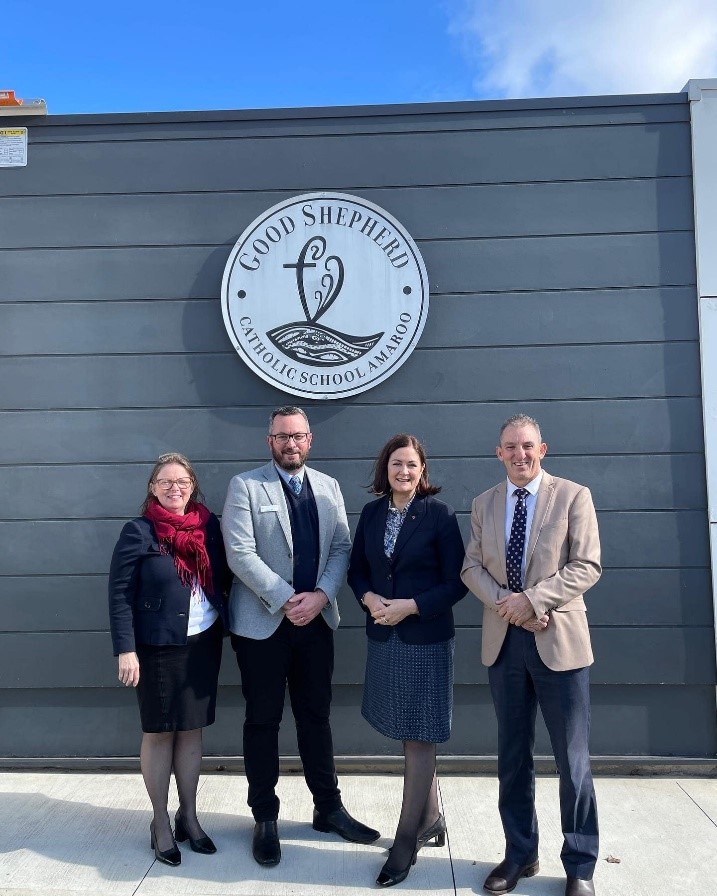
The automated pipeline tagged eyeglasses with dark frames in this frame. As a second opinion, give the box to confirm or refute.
[155,478,193,489]
[269,432,310,444]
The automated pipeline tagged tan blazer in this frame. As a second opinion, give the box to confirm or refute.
[461,472,601,672]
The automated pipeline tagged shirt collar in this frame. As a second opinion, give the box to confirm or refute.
[506,471,543,497]
[275,464,304,486]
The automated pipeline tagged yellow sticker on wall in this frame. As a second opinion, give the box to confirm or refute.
[0,127,28,167]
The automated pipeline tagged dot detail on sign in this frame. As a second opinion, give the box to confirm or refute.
[403,286,412,295]
[237,290,246,299]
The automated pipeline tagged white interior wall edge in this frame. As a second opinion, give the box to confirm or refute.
[686,77,717,700]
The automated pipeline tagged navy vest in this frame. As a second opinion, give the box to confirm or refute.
[280,475,320,593]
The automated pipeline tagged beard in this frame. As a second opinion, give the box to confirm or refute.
[271,443,308,472]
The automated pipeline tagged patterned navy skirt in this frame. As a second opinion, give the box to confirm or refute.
[362,631,455,743]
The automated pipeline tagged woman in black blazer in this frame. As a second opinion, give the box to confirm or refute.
[109,452,230,866]
[348,434,466,887]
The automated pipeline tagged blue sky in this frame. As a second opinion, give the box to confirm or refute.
[4,0,717,115]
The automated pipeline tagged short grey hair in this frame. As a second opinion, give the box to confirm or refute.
[499,414,542,443]
[268,405,310,433]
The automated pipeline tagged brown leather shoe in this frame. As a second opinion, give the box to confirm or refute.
[484,858,539,893]
[565,876,595,896]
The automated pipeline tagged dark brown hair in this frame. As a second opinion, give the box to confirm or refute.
[140,452,204,514]
[368,433,441,496]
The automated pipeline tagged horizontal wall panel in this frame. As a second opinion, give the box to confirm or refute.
[1,343,701,410]
[0,123,692,199]
[0,399,704,464]
[1,627,713,690]
[0,178,695,249]
[0,682,712,757]
[0,511,708,576]
[600,510,709,568]
[0,454,706,521]
[3,566,712,634]
[0,231,697,302]
[453,567,714,628]
[18,97,690,145]
[0,288,700,357]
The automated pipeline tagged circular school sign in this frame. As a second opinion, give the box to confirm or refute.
[221,192,429,399]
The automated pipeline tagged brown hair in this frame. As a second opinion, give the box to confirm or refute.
[368,433,441,497]
[268,405,310,433]
[140,452,204,514]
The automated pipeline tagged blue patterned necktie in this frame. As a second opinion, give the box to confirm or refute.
[506,487,529,592]
[288,475,302,496]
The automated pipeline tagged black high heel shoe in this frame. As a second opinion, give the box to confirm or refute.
[417,813,447,850]
[150,820,181,866]
[174,810,217,854]
[376,844,418,888]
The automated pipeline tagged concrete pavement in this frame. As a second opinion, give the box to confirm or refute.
[1,771,715,895]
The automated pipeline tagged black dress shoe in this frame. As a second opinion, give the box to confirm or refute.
[376,843,418,888]
[417,813,447,850]
[565,876,595,896]
[150,821,181,867]
[312,805,380,843]
[252,820,281,866]
[174,810,217,854]
[484,858,539,894]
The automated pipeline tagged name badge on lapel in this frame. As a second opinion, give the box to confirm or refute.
[260,504,280,513]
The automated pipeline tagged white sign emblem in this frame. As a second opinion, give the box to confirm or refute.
[221,192,429,399]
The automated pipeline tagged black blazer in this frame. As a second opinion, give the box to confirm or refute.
[108,513,230,655]
[348,494,467,644]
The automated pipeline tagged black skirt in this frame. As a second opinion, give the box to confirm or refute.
[136,619,223,733]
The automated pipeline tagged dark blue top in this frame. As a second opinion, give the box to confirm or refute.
[348,493,467,644]
[280,475,320,594]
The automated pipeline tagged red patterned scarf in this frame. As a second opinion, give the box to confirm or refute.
[144,498,214,595]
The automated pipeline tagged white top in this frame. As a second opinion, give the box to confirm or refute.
[503,472,544,583]
[187,579,219,636]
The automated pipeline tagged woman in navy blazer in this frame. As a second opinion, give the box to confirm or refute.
[109,452,230,866]
[348,434,466,887]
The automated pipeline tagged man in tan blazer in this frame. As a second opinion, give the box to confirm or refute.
[462,414,601,896]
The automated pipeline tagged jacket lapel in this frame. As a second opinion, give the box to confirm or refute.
[261,463,293,548]
[492,481,507,581]
[304,466,336,564]
[391,495,427,561]
[525,472,555,573]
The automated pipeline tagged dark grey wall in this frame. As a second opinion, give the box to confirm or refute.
[1,93,715,758]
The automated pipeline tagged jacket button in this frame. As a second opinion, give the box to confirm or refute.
[144,602,150,608]
[387,574,392,580]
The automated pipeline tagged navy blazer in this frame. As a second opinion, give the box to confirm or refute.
[348,494,467,644]
[108,513,230,655]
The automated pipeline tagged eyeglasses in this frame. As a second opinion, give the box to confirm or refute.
[269,432,310,444]
[155,478,193,490]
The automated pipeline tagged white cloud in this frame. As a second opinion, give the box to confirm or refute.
[449,0,717,98]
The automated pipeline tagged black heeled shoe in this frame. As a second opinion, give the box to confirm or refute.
[174,810,217,854]
[417,813,447,850]
[150,820,181,866]
[376,844,418,888]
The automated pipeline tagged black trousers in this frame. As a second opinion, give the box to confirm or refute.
[231,616,341,822]
[488,625,599,880]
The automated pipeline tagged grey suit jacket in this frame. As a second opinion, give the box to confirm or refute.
[461,472,601,671]
[221,461,351,639]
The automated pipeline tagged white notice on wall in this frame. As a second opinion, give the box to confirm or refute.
[0,128,28,167]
